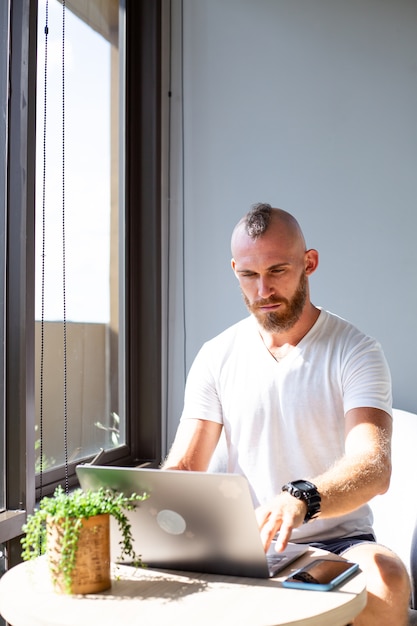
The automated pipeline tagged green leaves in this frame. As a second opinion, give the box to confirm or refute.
[32,485,146,520]
[21,485,149,592]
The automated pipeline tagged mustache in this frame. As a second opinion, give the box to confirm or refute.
[252,296,287,309]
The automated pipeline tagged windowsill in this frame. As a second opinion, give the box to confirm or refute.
[0,510,26,543]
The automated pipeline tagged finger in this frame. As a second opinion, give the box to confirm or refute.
[259,514,282,552]
[275,519,293,552]
[255,506,268,527]
[260,518,280,552]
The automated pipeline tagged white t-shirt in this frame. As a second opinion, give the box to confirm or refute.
[180,308,392,542]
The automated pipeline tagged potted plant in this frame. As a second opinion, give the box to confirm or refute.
[21,485,148,594]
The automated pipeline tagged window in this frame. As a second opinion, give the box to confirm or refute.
[1,0,163,569]
[34,0,164,496]
[35,0,125,486]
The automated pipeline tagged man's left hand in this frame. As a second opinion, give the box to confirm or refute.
[255,492,307,552]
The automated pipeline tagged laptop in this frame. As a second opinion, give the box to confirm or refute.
[76,465,308,579]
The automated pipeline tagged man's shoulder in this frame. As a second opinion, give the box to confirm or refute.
[318,308,369,336]
[317,308,383,353]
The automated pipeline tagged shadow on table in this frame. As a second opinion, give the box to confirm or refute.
[88,573,209,602]
[87,561,361,602]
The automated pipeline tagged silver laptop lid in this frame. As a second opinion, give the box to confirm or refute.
[76,465,307,578]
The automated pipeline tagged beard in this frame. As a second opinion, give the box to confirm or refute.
[242,271,308,333]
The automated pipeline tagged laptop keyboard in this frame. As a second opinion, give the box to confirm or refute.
[266,553,289,575]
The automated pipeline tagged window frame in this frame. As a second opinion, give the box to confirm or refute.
[0,0,9,515]
[3,0,37,566]
[124,0,162,467]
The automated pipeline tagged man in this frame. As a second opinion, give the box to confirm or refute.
[163,203,410,625]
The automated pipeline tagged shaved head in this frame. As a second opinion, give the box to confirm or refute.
[231,203,306,256]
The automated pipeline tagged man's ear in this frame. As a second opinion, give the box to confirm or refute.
[305,249,319,276]
[231,258,237,276]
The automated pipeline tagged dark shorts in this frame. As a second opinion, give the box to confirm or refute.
[301,533,376,556]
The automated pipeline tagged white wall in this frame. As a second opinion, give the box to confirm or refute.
[165,0,417,451]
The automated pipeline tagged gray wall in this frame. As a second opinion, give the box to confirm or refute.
[165,0,417,451]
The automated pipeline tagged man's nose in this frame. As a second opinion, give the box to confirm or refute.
[258,276,274,298]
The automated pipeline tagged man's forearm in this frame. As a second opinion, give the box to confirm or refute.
[161,418,222,471]
[313,449,391,519]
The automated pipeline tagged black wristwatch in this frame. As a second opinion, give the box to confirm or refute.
[281,479,321,523]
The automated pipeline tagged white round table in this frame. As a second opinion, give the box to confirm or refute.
[0,549,366,626]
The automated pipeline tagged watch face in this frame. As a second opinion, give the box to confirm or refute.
[294,480,313,491]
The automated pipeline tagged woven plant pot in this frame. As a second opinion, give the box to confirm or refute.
[47,513,111,594]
